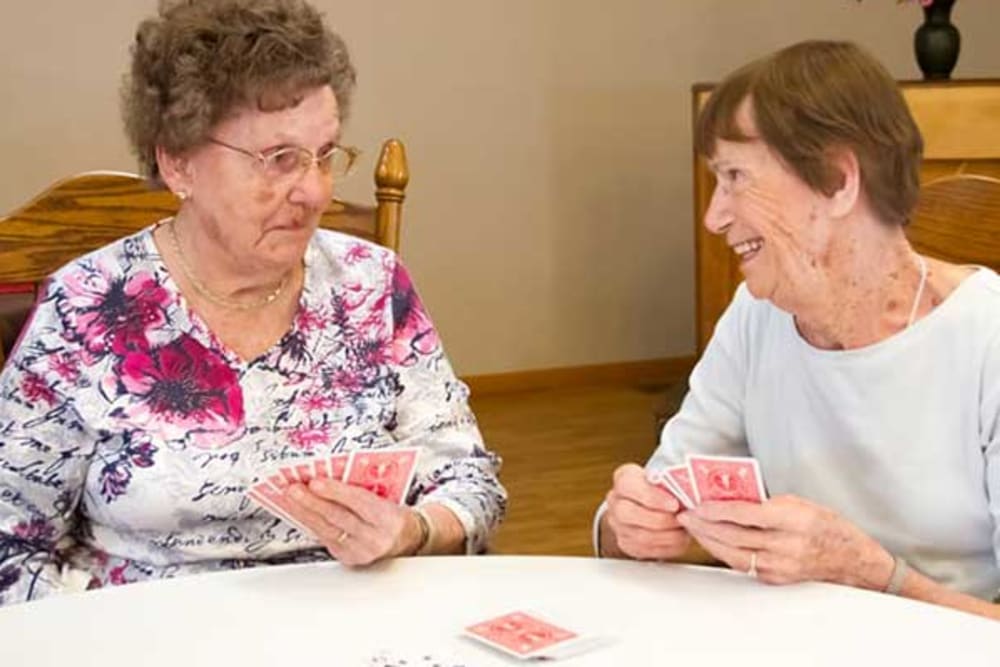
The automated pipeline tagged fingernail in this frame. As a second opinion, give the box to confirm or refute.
[676,513,690,526]
[287,486,304,500]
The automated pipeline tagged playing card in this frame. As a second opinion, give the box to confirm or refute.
[246,482,314,536]
[343,448,419,505]
[686,454,767,504]
[277,466,299,486]
[663,464,697,509]
[327,452,350,482]
[647,465,696,509]
[312,458,330,480]
[268,472,292,491]
[464,611,579,660]
[292,461,315,484]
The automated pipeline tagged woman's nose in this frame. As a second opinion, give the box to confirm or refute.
[289,161,332,208]
[703,183,734,235]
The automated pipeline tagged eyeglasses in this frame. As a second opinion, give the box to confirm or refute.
[207,137,361,182]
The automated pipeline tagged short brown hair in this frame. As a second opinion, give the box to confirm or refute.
[122,0,356,185]
[695,40,923,225]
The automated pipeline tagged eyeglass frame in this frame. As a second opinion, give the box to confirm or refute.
[206,137,361,182]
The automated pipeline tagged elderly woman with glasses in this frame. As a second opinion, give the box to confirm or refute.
[0,0,505,606]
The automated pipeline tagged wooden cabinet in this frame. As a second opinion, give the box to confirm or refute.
[692,80,1000,353]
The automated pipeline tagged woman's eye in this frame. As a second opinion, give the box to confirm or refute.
[269,149,302,173]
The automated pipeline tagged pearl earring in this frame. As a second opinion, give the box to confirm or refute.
[177,191,189,201]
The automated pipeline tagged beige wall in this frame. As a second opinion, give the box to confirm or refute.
[2,1,998,375]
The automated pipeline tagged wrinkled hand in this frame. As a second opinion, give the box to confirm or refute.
[603,463,689,560]
[677,494,893,588]
[284,479,418,567]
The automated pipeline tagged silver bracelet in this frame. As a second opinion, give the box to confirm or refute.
[413,506,435,556]
[884,555,908,595]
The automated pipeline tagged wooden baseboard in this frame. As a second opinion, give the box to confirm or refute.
[462,356,695,396]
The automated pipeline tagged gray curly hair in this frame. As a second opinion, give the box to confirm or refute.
[122,0,356,186]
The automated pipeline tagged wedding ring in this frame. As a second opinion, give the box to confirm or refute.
[748,551,758,579]
[336,530,350,545]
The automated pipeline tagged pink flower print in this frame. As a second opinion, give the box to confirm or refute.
[295,306,327,333]
[21,372,57,407]
[341,282,375,310]
[12,517,55,544]
[100,463,132,501]
[287,423,330,451]
[118,335,244,449]
[344,243,372,265]
[389,264,440,366]
[329,368,363,394]
[129,441,157,468]
[298,390,340,412]
[47,352,80,383]
[61,269,169,362]
[108,563,130,586]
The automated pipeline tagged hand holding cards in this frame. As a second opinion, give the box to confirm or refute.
[246,447,420,535]
[647,454,767,508]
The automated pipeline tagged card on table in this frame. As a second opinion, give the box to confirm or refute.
[686,454,767,504]
[464,610,594,660]
[342,447,420,505]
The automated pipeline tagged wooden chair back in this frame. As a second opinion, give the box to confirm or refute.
[907,174,1000,272]
[0,138,408,367]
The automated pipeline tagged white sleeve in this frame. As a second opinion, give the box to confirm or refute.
[648,285,753,468]
[981,330,1000,601]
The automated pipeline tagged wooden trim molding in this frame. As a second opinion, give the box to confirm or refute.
[462,356,696,397]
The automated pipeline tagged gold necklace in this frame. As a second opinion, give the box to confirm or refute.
[165,218,289,311]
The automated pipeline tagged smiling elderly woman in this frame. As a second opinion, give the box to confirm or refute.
[0,0,505,605]
[597,41,1000,621]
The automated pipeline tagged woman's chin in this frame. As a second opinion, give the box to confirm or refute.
[259,232,313,265]
[742,273,772,302]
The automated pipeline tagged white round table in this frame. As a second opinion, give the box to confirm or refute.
[0,555,996,665]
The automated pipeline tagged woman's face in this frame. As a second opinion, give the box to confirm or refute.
[702,102,837,312]
[179,85,341,274]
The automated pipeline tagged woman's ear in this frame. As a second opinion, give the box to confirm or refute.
[825,147,861,219]
[155,145,194,200]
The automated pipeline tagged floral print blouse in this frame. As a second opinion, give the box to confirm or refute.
[0,226,506,605]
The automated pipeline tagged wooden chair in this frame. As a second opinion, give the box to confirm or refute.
[907,174,1000,272]
[0,139,409,367]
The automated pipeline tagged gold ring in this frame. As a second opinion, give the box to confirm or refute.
[748,551,758,579]
[336,530,350,544]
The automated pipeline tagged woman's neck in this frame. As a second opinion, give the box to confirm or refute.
[793,222,924,351]
[169,212,298,303]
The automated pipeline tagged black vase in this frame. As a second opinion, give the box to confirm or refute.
[914,0,960,80]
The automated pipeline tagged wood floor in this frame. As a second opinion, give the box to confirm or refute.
[470,381,686,556]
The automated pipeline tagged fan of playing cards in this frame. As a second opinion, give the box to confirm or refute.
[647,454,768,508]
[246,448,420,535]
